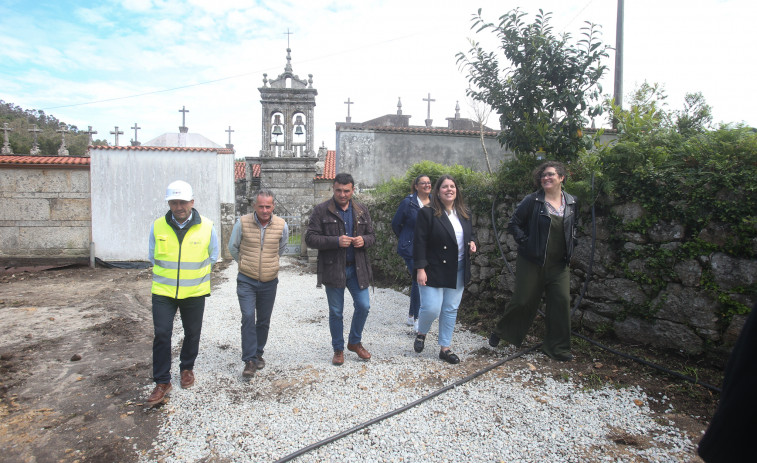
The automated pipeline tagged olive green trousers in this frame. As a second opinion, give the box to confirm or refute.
[493,254,571,358]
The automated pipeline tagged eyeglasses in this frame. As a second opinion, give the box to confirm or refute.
[541,172,558,178]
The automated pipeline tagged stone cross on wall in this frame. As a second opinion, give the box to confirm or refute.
[423,93,435,127]
[56,124,69,156]
[344,98,354,123]
[28,124,42,155]
[179,106,189,134]
[1,122,13,155]
[110,126,124,146]
[225,126,234,148]
[83,126,98,144]
[130,123,141,146]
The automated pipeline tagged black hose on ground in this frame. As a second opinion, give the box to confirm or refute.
[274,345,541,463]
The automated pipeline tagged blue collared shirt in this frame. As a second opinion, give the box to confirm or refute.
[336,200,355,263]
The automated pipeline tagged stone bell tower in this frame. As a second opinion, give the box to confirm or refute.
[258,47,318,158]
[247,46,319,219]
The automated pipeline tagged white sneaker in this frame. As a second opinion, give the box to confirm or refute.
[405,315,415,326]
[413,319,419,333]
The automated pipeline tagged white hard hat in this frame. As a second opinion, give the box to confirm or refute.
[165,180,193,201]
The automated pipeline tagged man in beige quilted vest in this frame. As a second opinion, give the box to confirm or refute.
[228,189,288,379]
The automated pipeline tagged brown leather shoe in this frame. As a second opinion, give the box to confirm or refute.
[332,350,344,366]
[146,383,172,406]
[347,342,371,360]
[180,370,194,389]
[243,361,256,378]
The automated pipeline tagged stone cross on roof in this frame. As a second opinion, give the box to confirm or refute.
[423,93,435,127]
[131,123,141,146]
[83,125,98,144]
[179,106,189,134]
[1,122,13,155]
[56,124,69,156]
[344,97,354,123]
[28,124,41,155]
[110,126,124,146]
[225,125,234,148]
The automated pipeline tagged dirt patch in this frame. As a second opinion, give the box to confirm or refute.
[0,262,228,463]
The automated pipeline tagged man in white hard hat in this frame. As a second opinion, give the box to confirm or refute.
[228,189,288,379]
[146,180,219,406]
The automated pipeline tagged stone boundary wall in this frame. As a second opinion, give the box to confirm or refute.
[368,196,755,363]
[0,166,91,260]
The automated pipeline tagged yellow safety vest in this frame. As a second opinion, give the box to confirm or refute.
[151,216,213,299]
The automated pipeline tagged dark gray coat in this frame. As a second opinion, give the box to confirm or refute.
[305,198,375,289]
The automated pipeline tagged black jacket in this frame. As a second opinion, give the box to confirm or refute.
[413,206,475,289]
[509,190,577,266]
[305,198,375,289]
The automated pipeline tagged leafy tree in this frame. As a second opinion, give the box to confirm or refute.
[675,91,712,136]
[456,8,611,162]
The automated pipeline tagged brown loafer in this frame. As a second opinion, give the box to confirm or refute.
[146,383,172,406]
[347,342,371,360]
[180,370,194,388]
[332,350,344,366]
[243,361,256,378]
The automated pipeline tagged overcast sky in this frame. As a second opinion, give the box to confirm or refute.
[1,0,754,158]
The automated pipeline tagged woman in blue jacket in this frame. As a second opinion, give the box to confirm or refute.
[391,175,432,329]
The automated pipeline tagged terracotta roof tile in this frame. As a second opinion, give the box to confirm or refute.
[235,161,245,180]
[251,164,260,178]
[0,155,90,167]
[315,150,335,180]
[89,145,234,154]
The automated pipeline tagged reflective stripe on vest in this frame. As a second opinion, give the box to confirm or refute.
[151,216,213,299]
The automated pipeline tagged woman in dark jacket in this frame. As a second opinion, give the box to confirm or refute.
[391,175,432,329]
[413,175,476,364]
[488,161,578,361]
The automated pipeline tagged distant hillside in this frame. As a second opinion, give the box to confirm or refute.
[0,100,108,156]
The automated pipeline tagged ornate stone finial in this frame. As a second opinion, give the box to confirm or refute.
[83,125,98,145]
[110,126,124,146]
[454,101,460,119]
[28,124,42,155]
[397,97,402,115]
[263,73,268,87]
[423,93,435,127]
[308,74,313,89]
[1,122,13,155]
[285,48,293,73]
[130,123,141,146]
[56,124,69,156]
[344,97,354,123]
[179,106,189,134]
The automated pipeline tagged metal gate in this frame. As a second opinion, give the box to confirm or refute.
[279,215,302,255]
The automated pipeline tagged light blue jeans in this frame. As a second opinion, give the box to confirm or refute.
[417,262,464,348]
[324,265,371,351]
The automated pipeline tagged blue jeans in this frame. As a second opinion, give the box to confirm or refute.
[324,265,371,351]
[417,262,464,348]
[236,273,278,362]
[152,294,205,384]
[403,257,420,319]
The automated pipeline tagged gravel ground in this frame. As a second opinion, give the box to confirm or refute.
[139,258,700,462]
